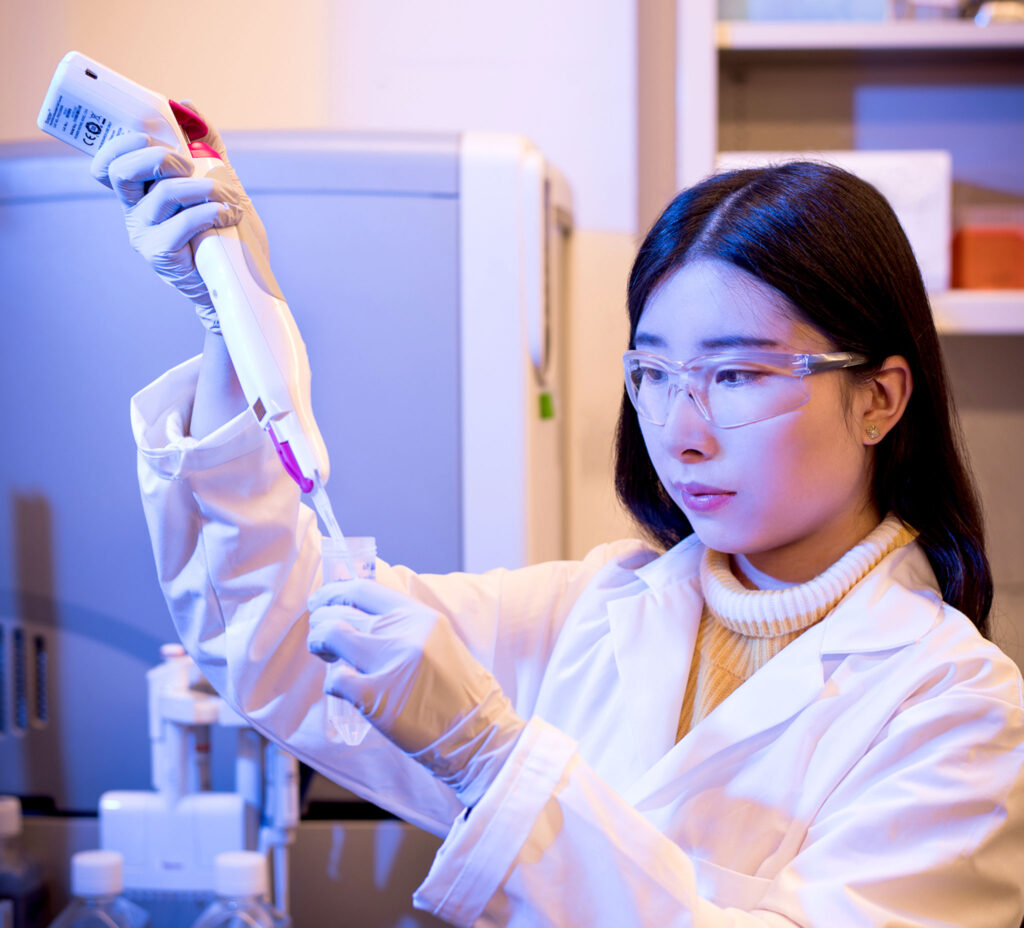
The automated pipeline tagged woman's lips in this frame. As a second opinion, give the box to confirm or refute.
[675,482,735,513]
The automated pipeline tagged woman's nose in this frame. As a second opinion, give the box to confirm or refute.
[659,386,717,459]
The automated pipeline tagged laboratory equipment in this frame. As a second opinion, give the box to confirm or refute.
[37,52,190,156]
[98,645,297,927]
[0,124,569,803]
[47,851,150,928]
[0,125,571,920]
[320,537,377,745]
[189,852,282,928]
[0,796,48,928]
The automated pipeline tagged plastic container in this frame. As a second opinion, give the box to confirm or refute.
[47,851,150,928]
[321,536,377,582]
[190,852,283,928]
[320,536,376,746]
[718,0,889,20]
[0,796,48,927]
[953,225,1024,289]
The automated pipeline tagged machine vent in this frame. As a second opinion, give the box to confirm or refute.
[0,621,50,736]
[13,626,27,731]
[0,624,6,734]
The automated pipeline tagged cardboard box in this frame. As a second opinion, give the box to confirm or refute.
[716,150,953,293]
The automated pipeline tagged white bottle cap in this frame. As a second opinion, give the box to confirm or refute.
[214,851,268,898]
[0,796,22,837]
[71,850,124,897]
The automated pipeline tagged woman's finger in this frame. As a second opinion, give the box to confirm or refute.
[136,200,242,258]
[104,143,194,205]
[131,175,235,226]
[90,131,154,188]
[307,618,379,672]
[323,661,363,703]
[308,602,369,632]
[308,577,421,615]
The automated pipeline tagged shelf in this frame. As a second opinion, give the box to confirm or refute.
[717,20,1024,51]
[931,289,1024,334]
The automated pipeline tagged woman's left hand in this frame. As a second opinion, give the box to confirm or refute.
[307,579,525,807]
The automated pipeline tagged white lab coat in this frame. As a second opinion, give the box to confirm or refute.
[132,356,1024,928]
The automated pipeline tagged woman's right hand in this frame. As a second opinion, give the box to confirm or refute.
[90,120,248,332]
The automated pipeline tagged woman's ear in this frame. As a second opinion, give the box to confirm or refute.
[861,355,913,445]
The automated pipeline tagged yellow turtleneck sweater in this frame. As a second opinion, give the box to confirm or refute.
[676,514,918,742]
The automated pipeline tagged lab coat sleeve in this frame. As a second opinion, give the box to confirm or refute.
[130,355,643,837]
[131,356,463,830]
[414,718,794,926]
[413,651,1024,926]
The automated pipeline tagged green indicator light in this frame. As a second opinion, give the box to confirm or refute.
[539,391,555,420]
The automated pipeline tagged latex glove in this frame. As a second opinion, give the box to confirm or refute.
[307,580,526,808]
[90,103,268,332]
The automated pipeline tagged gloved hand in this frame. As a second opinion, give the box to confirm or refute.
[90,103,268,332]
[307,580,526,808]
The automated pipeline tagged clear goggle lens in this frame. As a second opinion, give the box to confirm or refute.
[623,350,867,429]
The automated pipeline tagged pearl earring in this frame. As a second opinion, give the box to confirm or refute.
[865,424,881,441]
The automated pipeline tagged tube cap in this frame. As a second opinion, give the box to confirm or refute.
[71,850,123,896]
[214,851,268,898]
[0,796,22,837]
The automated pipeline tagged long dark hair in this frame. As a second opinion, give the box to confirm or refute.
[615,161,992,632]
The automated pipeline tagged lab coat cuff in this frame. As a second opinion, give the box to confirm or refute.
[412,716,577,926]
[131,355,267,479]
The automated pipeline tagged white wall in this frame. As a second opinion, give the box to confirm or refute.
[0,0,335,138]
[327,1,636,232]
[1,0,641,556]
[323,1,642,554]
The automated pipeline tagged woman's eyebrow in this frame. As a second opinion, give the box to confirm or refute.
[699,335,780,350]
[634,332,666,348]
[634,332,782,351]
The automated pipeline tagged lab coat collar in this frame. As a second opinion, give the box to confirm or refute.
[607,537,704,773]
[633,533,703,589]
[613,535,944,803]
[818,541,944,655]
[626,617,831,809]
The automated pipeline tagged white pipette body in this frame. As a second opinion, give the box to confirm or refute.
[38,52,332,500]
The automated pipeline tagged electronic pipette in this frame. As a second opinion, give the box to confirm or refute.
[38,51,355,573]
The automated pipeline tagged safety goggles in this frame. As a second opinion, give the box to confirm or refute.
[623,349,868,429]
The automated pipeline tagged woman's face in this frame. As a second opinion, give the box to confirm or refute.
[635,259,879,582]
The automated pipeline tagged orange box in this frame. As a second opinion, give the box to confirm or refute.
[952,225,1024,289]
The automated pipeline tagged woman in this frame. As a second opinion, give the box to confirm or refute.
[100,119,1024,925]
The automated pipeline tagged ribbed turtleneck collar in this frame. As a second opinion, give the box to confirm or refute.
[699,514,918,639]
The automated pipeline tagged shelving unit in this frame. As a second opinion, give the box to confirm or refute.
[674,11,1024,335]
[931,289,1024,335]
[717,19,1024,50]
